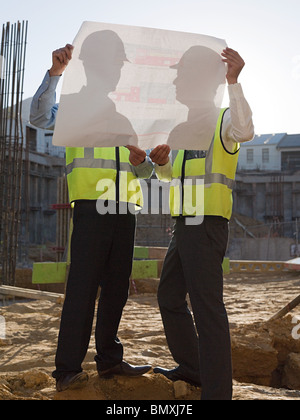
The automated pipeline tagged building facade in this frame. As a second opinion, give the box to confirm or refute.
[19,99,65,261]
[238,133,300,172]
[234,133,300,238]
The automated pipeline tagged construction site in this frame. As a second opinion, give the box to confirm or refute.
[1,21,300,401]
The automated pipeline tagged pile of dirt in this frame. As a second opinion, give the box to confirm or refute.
[229,213,270,238]
[1,370,300,401]
[1,271,300,400]
[231,315,300,388]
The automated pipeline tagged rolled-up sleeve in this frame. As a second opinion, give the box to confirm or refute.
[132,156,154,179]
[154,160,172,182]
[223,84,255,143]
[30,71,61,130]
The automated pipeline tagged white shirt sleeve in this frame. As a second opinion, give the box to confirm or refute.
[222,83,255,153]
[154,160,172,182]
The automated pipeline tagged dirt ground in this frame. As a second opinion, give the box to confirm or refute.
[1,271,300,400]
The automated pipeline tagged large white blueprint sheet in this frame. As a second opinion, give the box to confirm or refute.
[52,21,227,150]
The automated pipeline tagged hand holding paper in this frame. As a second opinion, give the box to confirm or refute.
[126,146,147,166]
[150,145,171,166]
[49,44,74,77]
[221,47,245,85]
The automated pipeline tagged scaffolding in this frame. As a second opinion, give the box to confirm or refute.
[0,21,28,285]
[266,173,285,236]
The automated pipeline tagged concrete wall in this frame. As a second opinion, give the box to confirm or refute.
[227,237,295,261]
[233,172,300,238]
[136,213,173,247]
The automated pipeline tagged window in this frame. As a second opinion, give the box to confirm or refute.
[247,149,254,163]
[262,148,269,163]
[26,126,37,152]
[282,151,300,171]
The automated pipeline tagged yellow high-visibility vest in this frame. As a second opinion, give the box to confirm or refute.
[170,108,240,220]
[66,146,143,207]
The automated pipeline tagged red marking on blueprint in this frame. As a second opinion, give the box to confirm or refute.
[135,49,180,67]
[112,87,140,102]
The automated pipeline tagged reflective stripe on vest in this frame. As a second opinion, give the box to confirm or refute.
[66,148,132,176]
[170,108,240,219]
[66,146,143,207]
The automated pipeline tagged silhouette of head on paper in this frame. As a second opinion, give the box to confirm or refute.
[60,30,138,147]
[79,30,129,94]
[167,45,226,150]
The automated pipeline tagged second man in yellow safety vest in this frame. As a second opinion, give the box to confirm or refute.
[150,47,255,400]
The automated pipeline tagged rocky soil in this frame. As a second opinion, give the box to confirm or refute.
[1,271,300,400]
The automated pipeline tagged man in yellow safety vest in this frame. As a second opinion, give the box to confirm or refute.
[30,39,156,392]
[150,47,255,400]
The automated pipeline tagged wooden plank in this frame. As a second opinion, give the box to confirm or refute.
[284,258,300,271]
[0,285,64,303]
[131,260,158,279]
[269,294,300,321]
[230,260,287,273]
[32,262,67,284]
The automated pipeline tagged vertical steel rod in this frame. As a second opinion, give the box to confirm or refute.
[0,21,28,286]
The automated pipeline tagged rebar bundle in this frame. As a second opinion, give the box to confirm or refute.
[0,21,28,285]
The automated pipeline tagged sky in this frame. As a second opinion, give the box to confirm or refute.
[1,0,300,136]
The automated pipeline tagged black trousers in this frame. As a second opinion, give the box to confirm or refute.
[52,201,136,379]
[157,216,232,400]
